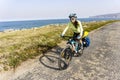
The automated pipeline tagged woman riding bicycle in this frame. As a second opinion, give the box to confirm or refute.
[61,13,84,53]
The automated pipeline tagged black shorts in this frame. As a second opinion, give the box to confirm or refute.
[73,32,80,40]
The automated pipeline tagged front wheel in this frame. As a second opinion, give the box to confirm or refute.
[58,48,72,70]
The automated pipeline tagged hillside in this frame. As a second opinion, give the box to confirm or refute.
[90,13,120,18]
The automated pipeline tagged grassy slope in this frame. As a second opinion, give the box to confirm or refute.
[0,20,117,71]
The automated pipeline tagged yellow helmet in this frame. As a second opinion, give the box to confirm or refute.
[83,31,89,38]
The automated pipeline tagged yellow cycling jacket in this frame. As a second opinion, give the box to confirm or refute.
[62,20,83,37]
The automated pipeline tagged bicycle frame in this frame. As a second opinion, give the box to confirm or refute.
[58,36,84,70]
[67,38,81,52]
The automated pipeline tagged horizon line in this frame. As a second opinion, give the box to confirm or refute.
[0,17,89,22]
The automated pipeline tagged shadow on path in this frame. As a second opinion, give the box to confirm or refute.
[39,46,68,70]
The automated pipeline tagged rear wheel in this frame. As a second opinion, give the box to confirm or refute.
[78,49,83,56]
[78,48,84,56]
[77,43,84,56]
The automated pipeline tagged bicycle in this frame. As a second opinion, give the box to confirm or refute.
[58,36,84,70]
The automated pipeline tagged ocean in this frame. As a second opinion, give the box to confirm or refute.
[0,18,119,32]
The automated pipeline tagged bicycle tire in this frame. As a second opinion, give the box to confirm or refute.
[58,48,72,70]
[78,48,84,56]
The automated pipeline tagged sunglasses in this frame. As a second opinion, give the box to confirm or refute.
[70,17,76,21]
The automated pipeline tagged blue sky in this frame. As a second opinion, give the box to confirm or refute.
[0,0,120,21]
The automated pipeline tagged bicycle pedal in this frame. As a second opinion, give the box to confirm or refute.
[78,49,81,52]
[74,53,79,57]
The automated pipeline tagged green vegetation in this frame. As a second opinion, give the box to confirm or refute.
[0,20,117,71]
[84,20,117,31]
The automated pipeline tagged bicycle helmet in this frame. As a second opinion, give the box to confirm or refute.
[69,13,77,18]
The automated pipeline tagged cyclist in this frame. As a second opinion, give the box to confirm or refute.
[61,13,84,53]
